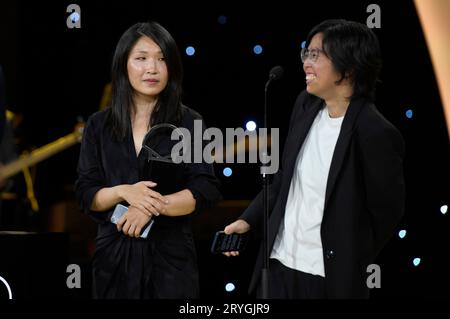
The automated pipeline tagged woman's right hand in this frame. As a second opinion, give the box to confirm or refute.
[117,205,153,238]
[223,219,251,257]
[119,181,169,217]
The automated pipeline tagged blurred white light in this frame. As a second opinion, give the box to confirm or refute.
[225,282,235,292]
[0,275,12,299]
[223,167,232,177]
[406,109,413,119]
[413,258,421,267]
[253,45,263,55]
[398,229,407,239]
[186,46,195,56]
[440,205,448,215]
[301,40,306,49]
[70,12,80,23]
[246,121,257,132]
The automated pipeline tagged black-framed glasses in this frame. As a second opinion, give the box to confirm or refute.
[301,48,323,63]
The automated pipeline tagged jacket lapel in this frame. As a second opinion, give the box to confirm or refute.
[284,98,323,177]
[324,97,366,212]
[268,97,323,247]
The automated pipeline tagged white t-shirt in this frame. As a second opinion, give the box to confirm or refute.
[271,105,344,277]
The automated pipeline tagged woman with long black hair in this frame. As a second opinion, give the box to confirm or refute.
[75,21,221,299]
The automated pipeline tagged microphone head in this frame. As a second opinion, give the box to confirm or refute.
[269,65,284,80]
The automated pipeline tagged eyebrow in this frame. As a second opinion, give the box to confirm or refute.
[133,49,163,55]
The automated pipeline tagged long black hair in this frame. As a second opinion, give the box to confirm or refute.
[306,19,382,101]
[108,21,183,141]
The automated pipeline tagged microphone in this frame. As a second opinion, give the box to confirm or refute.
[269,65,284,81]
[265,65,284,91]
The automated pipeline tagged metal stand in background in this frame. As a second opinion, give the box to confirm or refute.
[260,66,283,299]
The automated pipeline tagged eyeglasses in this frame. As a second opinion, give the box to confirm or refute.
[301,48,323,63]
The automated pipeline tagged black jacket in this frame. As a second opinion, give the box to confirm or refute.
[241,91,405,298]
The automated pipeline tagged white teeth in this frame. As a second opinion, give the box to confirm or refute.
[306,74,316,80]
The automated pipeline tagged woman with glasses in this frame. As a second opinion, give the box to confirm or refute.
[75,21,221,299]
[224,19,405,298]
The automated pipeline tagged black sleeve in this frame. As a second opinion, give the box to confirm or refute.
[239,90,308,231]
[182,112,222,212]
[74,115,108,223]
[359,125,406,256]
[184,162,222,212]
[239,168,283,233]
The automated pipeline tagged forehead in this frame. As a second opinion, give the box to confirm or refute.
[308,33,323,49]
[130,36,162,53]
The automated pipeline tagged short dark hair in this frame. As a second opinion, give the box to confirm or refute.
[109,21,183,141]
[306,19,382,101]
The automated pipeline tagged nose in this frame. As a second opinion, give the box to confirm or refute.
[303,60,313,73]
[145,58,158,74]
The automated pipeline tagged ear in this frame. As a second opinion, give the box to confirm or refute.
[344,70,354,80]
[342,70,355,85]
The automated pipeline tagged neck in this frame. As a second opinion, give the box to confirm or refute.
[324,85,353,118]
[325,97,350,118]
[132,94,157,118]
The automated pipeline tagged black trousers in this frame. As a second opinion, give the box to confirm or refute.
[258,258,326,299]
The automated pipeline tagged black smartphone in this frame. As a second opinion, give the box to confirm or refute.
[210,231,248,254]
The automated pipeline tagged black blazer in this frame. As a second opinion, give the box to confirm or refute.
[241,90,405,298]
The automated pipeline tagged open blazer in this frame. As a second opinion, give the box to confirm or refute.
[241,90,405,298]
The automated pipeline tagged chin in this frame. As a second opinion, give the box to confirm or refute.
[306,85,316,95]
[306,86,323,99]
[140,88,163,96]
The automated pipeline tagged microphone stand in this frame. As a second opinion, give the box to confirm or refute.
[260,75,275,299]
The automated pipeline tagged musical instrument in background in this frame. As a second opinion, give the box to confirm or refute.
[0,125,83,181]
[0,120,84,212]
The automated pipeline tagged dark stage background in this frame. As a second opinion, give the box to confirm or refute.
[0,0,448,299]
